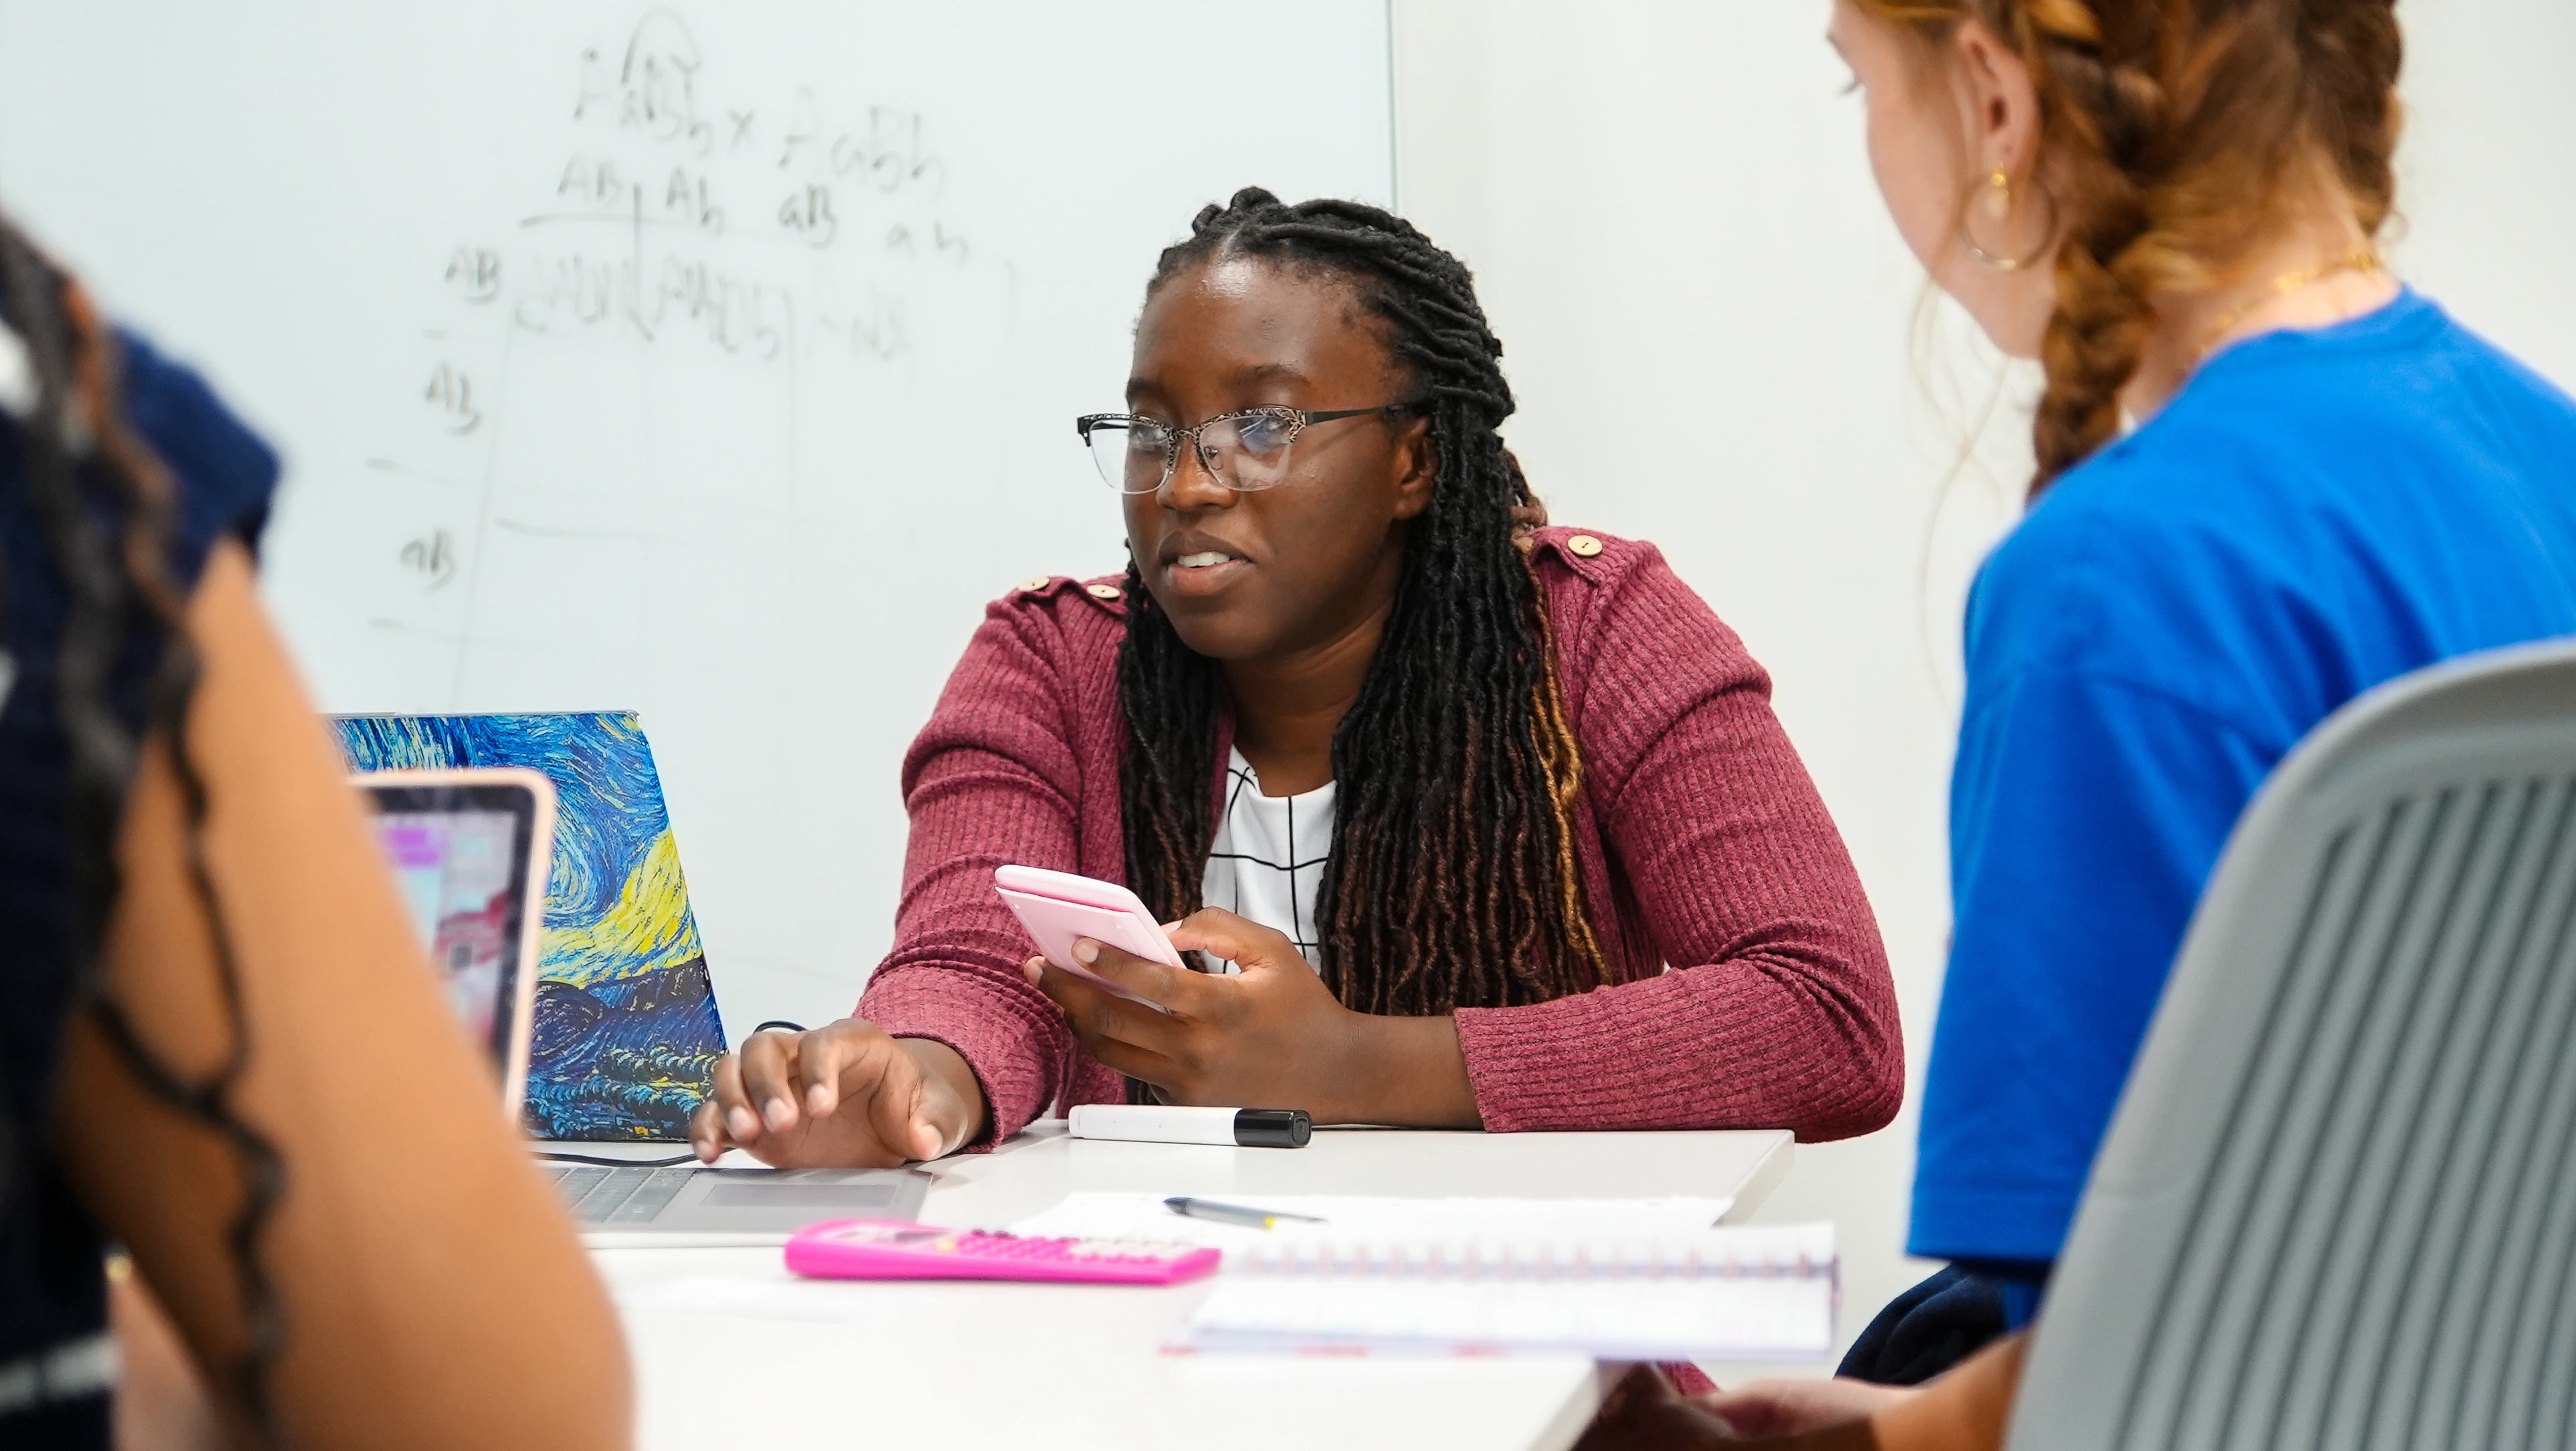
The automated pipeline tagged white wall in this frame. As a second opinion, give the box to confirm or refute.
[1391,0,2576,1377]
[0,0,1396,1048]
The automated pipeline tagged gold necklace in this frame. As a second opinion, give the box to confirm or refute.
[2199,248,2386,359]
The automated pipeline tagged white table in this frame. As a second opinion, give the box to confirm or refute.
[597,1124,1793,1451]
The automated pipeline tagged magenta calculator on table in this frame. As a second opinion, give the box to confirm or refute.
[785,1219,1221,1286]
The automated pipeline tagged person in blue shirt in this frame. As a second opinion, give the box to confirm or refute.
[1918,286,2576,1286]
[1581,0,2576,1445]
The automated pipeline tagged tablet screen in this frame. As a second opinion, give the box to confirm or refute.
[378,806,519,1043]
[356,780,543,1065]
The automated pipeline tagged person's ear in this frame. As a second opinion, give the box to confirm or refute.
[1951,18,2042,195]
[1388,414,1436,522]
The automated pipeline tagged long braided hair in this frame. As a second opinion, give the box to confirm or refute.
[1116,188,1609,1018]
[1858,0,2402,493]
[0,217,291,1444]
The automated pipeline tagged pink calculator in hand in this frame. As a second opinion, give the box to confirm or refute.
[993,864,1185,1012]
[784,1219,1220,1286]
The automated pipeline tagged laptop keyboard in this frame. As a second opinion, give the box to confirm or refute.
[542,1164,697,1226]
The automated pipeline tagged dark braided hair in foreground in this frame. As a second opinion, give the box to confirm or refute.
[0,217,291,1446]
[1117,187,1609,1018]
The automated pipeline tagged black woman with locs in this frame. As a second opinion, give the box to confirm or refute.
[695,189,1901,1228]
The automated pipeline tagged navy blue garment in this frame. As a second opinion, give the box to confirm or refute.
[1911,291,2576,1297]
[1837,1265,2008,1385]
[0,328,277,1442]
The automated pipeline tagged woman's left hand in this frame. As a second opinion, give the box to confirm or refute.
[1574,1365,1893,1450]
[1023,907,1476,1125]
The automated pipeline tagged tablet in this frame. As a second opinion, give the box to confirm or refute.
[354,768,557,1119]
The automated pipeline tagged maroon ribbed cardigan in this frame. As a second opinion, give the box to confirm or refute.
[858,527,1901,1146]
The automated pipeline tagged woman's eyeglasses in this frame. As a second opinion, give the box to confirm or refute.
[1074,403,1411,495]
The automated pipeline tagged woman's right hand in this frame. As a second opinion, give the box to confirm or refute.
[689,1020,987,1167]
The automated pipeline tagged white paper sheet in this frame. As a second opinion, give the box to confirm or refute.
[1010,1193,1745,1256]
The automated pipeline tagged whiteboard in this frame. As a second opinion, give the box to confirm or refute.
[0,1,1396,1037]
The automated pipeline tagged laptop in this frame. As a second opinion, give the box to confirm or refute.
[348,728,928,1243]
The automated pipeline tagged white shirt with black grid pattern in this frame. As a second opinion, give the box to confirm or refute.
[1199,746,1332,974]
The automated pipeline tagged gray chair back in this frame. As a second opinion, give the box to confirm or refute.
[2010,639,2576,1451]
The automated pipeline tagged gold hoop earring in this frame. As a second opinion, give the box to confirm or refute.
[1960,167,2045,273]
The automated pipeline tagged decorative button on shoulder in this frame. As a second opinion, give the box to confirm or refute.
[1085,582,1123,600]
[1018,575,1050,593]
[1566,534,1604,558]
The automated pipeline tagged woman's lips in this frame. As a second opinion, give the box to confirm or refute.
[1161,550,1250,596]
